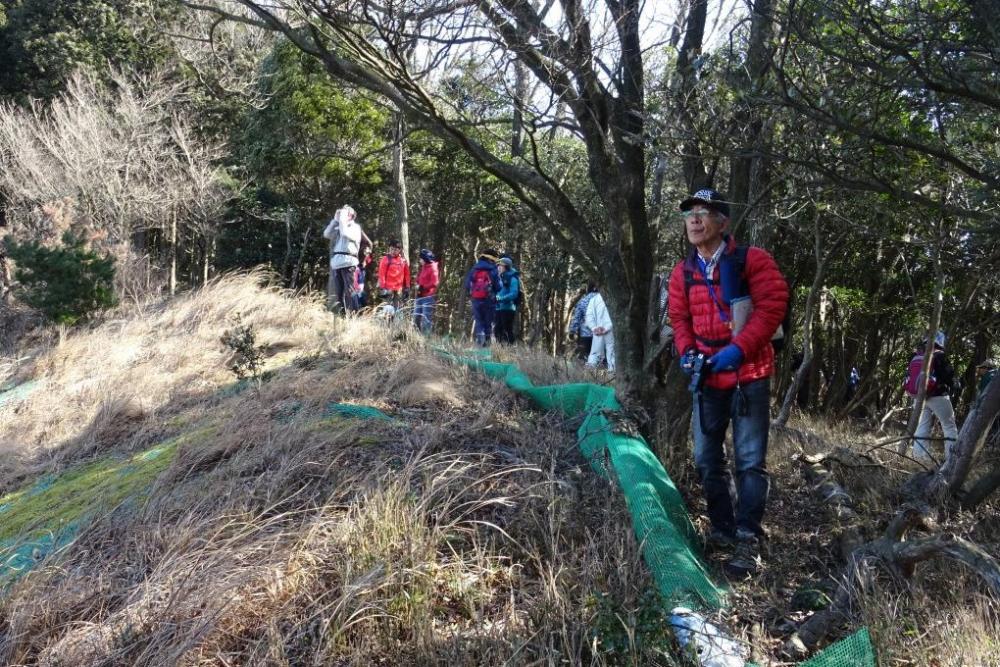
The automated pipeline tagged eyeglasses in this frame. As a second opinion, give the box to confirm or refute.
[680,209,714,221]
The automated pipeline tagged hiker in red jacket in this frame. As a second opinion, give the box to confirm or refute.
[667,188,788,579]
[377,240,411,309]
[413,249,439,333]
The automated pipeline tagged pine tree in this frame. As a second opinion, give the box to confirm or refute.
[4,232,117,324]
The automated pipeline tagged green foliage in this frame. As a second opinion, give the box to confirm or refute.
[0,0,172,99]
[220,313,267,390]
[238,40,388,192]
[216,38,391,283]
[4,232,117,325]
[587,588,680,662]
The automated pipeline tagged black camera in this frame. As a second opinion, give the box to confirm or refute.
[687,352,713,394]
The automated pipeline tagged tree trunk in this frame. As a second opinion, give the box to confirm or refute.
[203,235,214,285]
[528,287,548,346]
[0,250,11,303]
[776,221,827,425]
[290,225,312,290]
[169,210,178,296]
[393,112,410,264]
[940,372,1000,497]
[728,0,774,240]
[674,0,711,190]
[898,242,945,456]
[511,61,527,159]
[281,208,294,283]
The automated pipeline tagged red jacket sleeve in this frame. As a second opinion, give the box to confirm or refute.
[667,262,695,354]
[377,256,388,288]
[732,247,788,358]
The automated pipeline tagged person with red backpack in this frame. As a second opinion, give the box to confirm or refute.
[906,332,958,463]
[464,250,500,346]
[668,188,788,579]
[413,249,439,334]
[377,240,411,309]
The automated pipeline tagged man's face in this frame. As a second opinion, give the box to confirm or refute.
[390,246,401,256]
[684,205,727,247]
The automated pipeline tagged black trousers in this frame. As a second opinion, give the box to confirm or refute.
[332,267,356,313]
[495,310,516,344]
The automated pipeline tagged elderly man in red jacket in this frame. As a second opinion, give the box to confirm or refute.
[668,189,788,578]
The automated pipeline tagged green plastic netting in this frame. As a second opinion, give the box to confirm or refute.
[0,381,39,409]
[324,403,395,422]
[802,628,876,666]
[438,348,724,609]
[0,436,184,582]
[439,347,876,666]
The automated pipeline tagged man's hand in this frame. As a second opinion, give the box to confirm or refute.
[592,326,607,335]
[680,349,700,377]
[708,344,744,372]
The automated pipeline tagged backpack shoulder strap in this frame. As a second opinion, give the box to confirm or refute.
[732,245,749,277]
[733,245,749,265]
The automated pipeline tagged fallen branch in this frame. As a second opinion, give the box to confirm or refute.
[784,502,1000,658]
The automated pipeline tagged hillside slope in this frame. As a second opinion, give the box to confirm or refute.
[0,274,662,665]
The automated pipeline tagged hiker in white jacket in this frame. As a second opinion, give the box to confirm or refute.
[584,292,615,371]
[323,205,370,313]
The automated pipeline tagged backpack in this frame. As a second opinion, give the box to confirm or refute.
[905,353,937,396]
[470,269,492,299]
[683,245,792,353]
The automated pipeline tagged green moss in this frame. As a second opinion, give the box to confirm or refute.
[0,426,215,547]
[0,445,172,544]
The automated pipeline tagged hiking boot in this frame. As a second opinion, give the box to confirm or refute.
[724,535,761,579]
[704,528,737,552]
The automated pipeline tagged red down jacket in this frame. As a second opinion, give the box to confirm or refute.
[416,261,439,297]
[668,236,788,390]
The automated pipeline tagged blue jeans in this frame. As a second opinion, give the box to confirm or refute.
[413,295,436,333]
[471,298,495,346]
[692,377,771,538]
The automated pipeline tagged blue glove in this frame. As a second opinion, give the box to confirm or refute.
[680,349,700,377]
[708,344,743,372]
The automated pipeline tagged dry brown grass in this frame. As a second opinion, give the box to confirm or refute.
[489,343,606,387]
[699,412,1000,665]
[0,273,682,666]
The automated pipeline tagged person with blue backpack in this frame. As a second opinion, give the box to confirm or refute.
[495,257,521,344]
[464,250,501,346]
